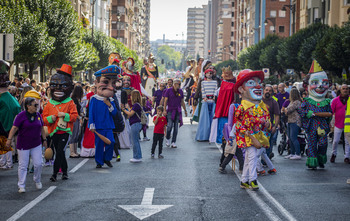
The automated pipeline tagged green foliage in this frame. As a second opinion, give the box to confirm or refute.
[214,59,238,76]
[259,38,283,73]
[237,48,249,69]
[157,45,182,70]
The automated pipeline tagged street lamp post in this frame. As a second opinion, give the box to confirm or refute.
[116,11,121,41]
[91,0,97,48]
[282,4,296,36]
[264,17,276,34]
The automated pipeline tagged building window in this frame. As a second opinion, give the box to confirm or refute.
[279,10,286,17]
[314,7,319,19]
[270,10,277,17]
[270,26,275,32]
[231,22,234,26]
[232,2,234,7]
[279,26,285,33]
[345,0,350,5]
[231,32,234,36]
[232,12,234,17]
[279,0,286,2]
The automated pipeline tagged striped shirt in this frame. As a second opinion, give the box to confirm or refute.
[201,80,218,100]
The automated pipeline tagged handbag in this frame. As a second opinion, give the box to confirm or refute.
[135,103,148,125]
[224,138,237,157]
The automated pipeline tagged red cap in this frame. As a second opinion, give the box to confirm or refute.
[234,69,264,94]
[57,64,72,76]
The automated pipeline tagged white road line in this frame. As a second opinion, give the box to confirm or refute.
[217,147,297,221]
[7,186,57,221]
[69,159,89,173]
[141,188,155,205]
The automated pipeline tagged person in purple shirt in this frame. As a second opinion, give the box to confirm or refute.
[6,98,47,193]
[153,83,165,115]
[276,83,290,109]
[160,79,173,106]
[163,79,187,148]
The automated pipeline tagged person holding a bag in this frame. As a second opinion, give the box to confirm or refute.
[6,97,47,193]
[122,90,143,163]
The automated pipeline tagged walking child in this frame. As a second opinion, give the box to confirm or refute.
[151,106,167,158]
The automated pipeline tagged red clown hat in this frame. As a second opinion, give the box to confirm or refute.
[234,69,264,94]
[57,64,72,76]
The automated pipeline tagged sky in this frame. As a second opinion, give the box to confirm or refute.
[150,0,208,41]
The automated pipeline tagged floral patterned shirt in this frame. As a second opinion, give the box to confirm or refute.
[235,100,271,148]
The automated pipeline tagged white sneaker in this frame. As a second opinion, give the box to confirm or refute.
[171,142,177,148]
[143,137,150,141]
[130,158,142,163]
[166,139,171,147]
[290,155,301,160]
[35,182,42,190]
[284,154,293,159]
[18,187,26,193]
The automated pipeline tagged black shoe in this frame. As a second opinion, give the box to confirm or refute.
[104,161,113,168]
[318,162,325,168]
[62,174,69,180]
[269,152,274,159]
[50,175,57,182]
[218,167,227,174]
[96,164,102,168]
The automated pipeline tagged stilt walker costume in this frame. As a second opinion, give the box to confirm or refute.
[43,64,78,181]
[89,65,122,168]
[234,69,271,190]
[195,69,217,141]
[209,66,236,144]
[299,60,332,169]
[123,58,142,94]
[0,60,21,168]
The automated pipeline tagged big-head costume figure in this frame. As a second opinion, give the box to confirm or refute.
[0,60,21,168]
[43,64,78,181]
[234,69,271,190]
[209,66,236,144]
[299,60,332,169]
[88,64,122,168]
[142,54,159,96]
[123,57,142,94]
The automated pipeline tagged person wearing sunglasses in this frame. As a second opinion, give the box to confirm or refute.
[6,97,47,193]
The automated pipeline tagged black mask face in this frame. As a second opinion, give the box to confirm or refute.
[49,73,73,102]
[0,60,10,88]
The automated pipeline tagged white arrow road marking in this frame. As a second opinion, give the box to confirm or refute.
[119,188,173,220]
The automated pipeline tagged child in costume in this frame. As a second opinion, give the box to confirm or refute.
[298,60,332,169]
[234,69,271,190]
[43,64,78,181]
[88,64,121,168]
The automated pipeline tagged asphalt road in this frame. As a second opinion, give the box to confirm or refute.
[1,117,350,221]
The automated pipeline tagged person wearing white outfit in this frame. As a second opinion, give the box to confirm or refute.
[6,98,47,193]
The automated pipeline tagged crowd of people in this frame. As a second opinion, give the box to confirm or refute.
[1,56,350,194]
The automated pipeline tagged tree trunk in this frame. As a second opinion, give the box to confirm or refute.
[40,63,45,82]
[28,63,34,79]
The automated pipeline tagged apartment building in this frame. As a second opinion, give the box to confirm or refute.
[187,7,207,58]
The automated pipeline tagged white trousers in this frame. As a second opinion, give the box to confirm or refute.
[332,126,350,158]
[0,151,13,168]
[17,145,43,188]
[256,148,275,171]
[241,146,258,183]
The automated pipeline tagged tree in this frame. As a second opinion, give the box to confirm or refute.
[215,59,238,77]
[259,39,283,74]
[237,48,249,70]
[0,3,54,79]
[157,45,182,70]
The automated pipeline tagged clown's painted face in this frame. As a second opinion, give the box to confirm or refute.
[96,76,117,98]
[49,73,73,102]
[108,53,121,65]
[308,72,329,100]
[122,77,131,88]
[242,77,263,101]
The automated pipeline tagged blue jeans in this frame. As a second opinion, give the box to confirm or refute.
[166,112,179,143]
[266,130,278,157]
[130,122,142,159]
[287,123,300,155]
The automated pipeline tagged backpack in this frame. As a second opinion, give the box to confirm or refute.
[135,103,148,125]
[112,95,125,133]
